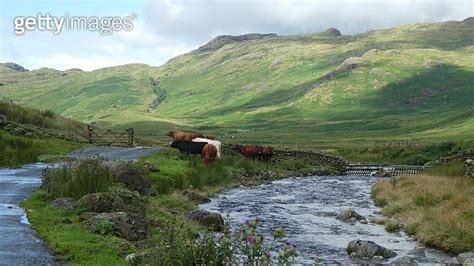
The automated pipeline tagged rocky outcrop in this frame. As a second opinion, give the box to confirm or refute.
[197,33,277,52]
[74,192,128,213]
[109,163,153,195]
[347,240,397,260]
[321,28,342,37]
[50,197,75,209]
[82,212,148,241]
[337,208,367,223]
[2,62,28,72]
[185,210,224,231]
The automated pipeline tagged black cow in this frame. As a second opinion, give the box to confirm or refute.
[170,140,207,155]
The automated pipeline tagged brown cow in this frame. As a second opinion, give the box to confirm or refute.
[167,131,204,141]
[233,144,273,161]
[260,146,273,162]
[202,144,217,166]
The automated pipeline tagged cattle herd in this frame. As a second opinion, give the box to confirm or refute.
[167,130,273,166]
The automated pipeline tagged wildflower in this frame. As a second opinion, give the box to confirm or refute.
[246,235,254,242]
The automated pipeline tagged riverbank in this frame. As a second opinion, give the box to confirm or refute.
[372,168,474,254]
[21,148,333,264]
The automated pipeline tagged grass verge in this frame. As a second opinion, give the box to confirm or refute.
[372,170,474,254]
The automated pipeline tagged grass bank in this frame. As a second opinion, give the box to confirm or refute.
[23,149,325,264]
[372,166,474,254]
[0,131,84,168]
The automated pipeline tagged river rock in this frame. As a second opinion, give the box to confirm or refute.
[50,197,75,209]
[109,163,153,195]
[392,255,416,265]
[458,252,474,264]
[347,240,397,259]
[82,212,148,241]
[337,208,367,223]
[74,192,127,213]
[185,210,224,231]
[408,247,426,257]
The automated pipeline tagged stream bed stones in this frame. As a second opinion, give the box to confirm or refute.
[347,239,397,260]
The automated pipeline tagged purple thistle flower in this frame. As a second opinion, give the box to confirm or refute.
[246,235,254,242]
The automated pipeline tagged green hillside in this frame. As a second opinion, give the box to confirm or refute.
[1,18,473,148]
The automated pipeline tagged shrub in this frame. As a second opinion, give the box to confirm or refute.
[43,159,111,199]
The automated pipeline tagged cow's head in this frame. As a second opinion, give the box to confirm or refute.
[166,131,175,137]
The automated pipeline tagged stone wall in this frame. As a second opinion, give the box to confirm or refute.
[222,143,347,173]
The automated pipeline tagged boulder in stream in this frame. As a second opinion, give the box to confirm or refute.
[347,239,397,260]
[392,255,415,265]
[185,210,224,231]
[458,252,474,265]
[337,208,367,223]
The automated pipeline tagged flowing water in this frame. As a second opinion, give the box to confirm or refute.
[200,175,452,265]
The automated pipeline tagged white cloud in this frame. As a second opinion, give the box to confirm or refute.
[1,0,472,71]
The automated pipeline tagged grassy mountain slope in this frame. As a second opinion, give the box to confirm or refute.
[1,19,473,147]
[0,101,86,167]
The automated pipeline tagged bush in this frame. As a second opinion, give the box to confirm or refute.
[43,159,111,199]
[385,220,401,232]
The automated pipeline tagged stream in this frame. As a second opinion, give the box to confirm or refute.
[200,174,452,264]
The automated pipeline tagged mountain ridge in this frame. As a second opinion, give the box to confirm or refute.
[0,19,473,146]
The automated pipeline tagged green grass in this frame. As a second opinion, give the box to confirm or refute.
[21,190,132,265]
[43,159,111,199]
[0,131,83,167]
[1,19,472,159]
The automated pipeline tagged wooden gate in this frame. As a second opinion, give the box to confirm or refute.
[86,126,134,146]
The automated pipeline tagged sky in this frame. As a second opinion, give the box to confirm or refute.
[0,0,472,71]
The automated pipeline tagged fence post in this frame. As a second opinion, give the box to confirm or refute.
[128,128,134,146]
[87,125,93,144]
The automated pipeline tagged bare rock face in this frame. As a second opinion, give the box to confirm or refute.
[2,62,28,72]
[321,28,342,37]
[347,240,397,260]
